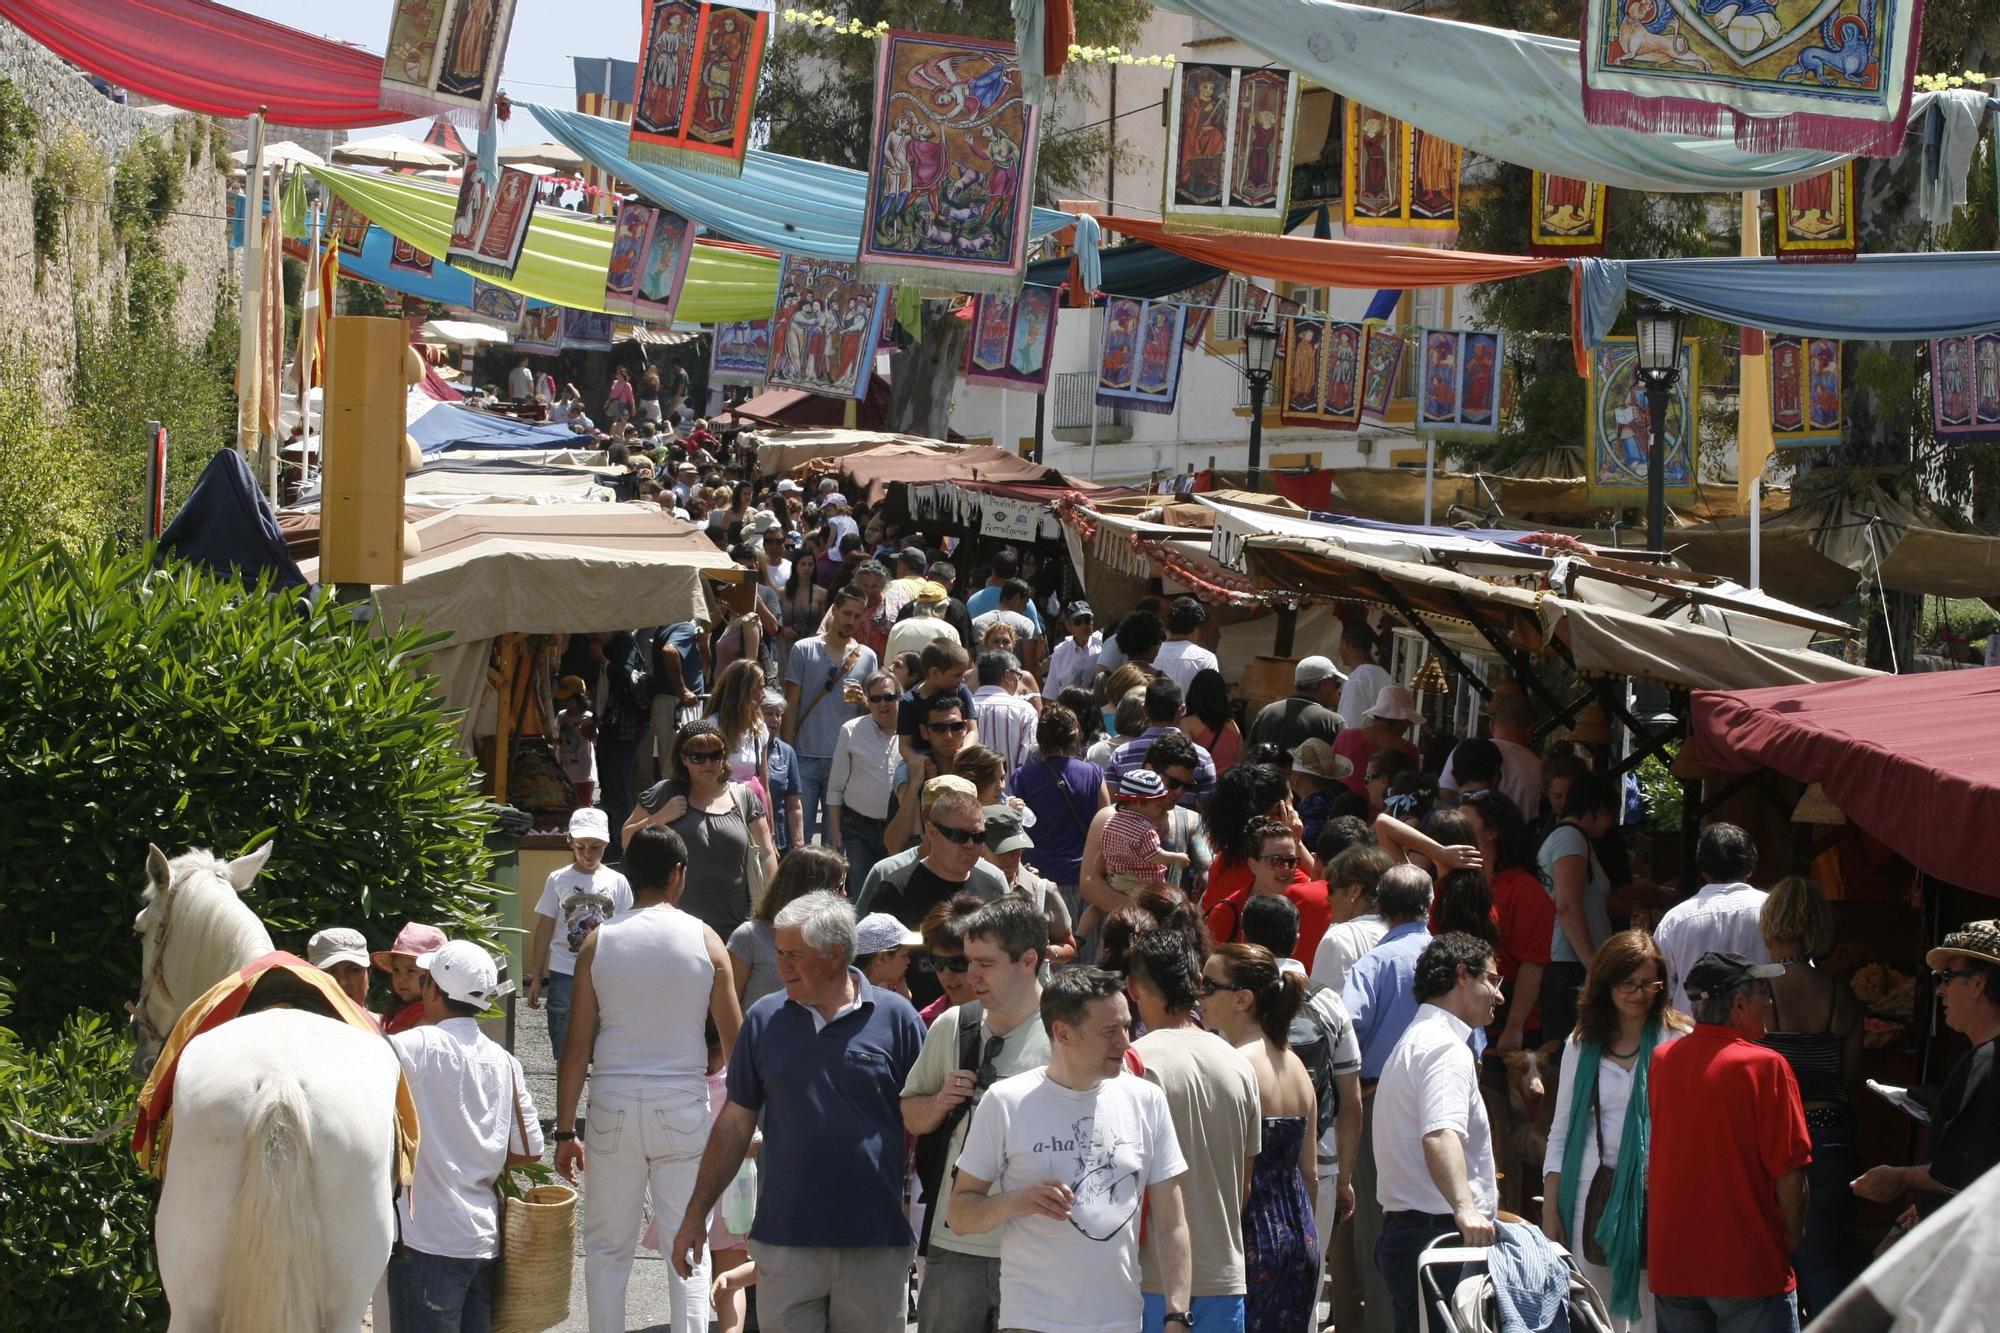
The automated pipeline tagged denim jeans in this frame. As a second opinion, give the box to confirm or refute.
[796,753,834,844]
[542,971,574,1067]
[917,1247,1002,1333]
[1374,1212,1459,1333]
[1794,1113,1858,1320]
[596,732,644,857]
[386,1246,495,1333]
[840,808,887,900]
[583,1080,713,1333]
[1655,1292,1799,1333]
[1142,1291,1247,1332]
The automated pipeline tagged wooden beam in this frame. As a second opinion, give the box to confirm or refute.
[493,635,517,804]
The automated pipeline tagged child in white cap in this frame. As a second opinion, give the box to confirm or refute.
[526,807,633,1062]
[307,926,372,1011]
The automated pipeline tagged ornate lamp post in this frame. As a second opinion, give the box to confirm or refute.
[1244,318,1278,491]
[1633,301,1686,552]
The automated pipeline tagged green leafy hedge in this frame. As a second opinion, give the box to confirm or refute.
[0,539,501,1039]
[0,979,166,1331]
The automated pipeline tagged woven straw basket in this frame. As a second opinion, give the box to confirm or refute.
[492,1182,578,1333]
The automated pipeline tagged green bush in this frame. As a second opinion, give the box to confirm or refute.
[0,979,167,1331]
[0,539,502,1039]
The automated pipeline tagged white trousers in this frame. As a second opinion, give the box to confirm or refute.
[583,1081,713,1333]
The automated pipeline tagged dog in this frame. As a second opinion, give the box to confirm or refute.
[1486,1039,1567,1218]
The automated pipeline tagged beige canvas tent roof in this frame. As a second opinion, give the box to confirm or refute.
[749,429,966,478]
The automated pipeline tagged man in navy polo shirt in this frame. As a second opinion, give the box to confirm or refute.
[669,890,925,1332]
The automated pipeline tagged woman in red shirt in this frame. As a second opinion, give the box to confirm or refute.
[1199,762,1315,913]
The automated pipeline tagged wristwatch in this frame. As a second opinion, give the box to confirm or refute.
[1162,1312,1194,1328]
[550,1129,578,1142]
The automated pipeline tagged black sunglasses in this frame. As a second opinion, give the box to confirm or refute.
[932,823,985,845]
[1157,773,1189,791]
[867,692,898,704]
[927,720,967,734]
[683,748,726,763]
[918,953,972,974]
[1199,977,1244,997]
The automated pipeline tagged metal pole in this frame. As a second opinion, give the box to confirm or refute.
[1749,476,1762,588]
[1247,374,1267,491]
[1645,379,1669,552]
[234,111,267,457]
[1423,435,1436,527]
[1032,390,1046,464]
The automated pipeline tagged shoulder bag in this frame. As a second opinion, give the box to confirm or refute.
[1580,1077,1644,1266]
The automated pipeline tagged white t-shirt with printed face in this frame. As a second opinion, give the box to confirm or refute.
[533,864,633,975]
[956,1068,1186,1333]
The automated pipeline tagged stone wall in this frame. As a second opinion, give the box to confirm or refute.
[0,24,234,398]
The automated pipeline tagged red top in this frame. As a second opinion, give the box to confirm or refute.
[1333,729,1418,796]
[1201,855,1253,914]
[1206,875,1327,966]
[381,1000,428,1035]
[1647,1025,1812,1299]
[1490,867,1556,982]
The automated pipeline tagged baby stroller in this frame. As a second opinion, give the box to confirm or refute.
[1417,1235,1616,1333]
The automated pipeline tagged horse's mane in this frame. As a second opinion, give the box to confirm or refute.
[151,849,276,1004]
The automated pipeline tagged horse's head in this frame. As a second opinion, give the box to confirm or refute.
[131,840,275,1077]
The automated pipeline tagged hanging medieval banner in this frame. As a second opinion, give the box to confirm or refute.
[388,235,436,278]
[1179,276,1227,349]
[1586,336,1700,503]
[560,308,615,350]
[1774,163,1858,262]
[469,281,526,332]
[445,163,536,280]
[604,199,698,321]
[710,320,772,386]
[1096,296,1188,415]
[330,197,370,259]
[381,0,519,117]
[1768,334,1843,445]
[516,304,561,353]
[1359,330,1408,426]
[1528,172,1608,257]
[860,31,1039,290]
[1931,334,2000,444]
[1343,102,1460,244]
[1416,329,1504,433]
[1162,62,1300,234]
[629,0,771,176]
[1578,0,1925,156]
[962,286,1060,392]
[1279,316,1365,429]
[768,257,890,401]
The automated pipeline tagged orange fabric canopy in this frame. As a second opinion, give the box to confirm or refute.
[1086,213,1567,291]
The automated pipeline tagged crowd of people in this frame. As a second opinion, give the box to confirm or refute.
[303,471,2000,1333]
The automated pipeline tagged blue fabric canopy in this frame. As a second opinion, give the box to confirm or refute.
[158,448,306,589]
[528,103,1077,261]
[1154,0,1966,194]
[337,220,494,310]
[408,401,583,455]
[1577,253,2000,348]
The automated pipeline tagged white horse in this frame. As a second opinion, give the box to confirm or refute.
[133,842,404,1333]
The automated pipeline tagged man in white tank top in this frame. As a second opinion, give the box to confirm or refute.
[554,825,745,1333]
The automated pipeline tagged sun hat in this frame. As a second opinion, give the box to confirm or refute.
[371,921,447,970]
[569,807,611,842]
[1927,920,2000,972]
[823,492,851,510]
[1295,655,1345,687]
[776,478,802,493]
[1684,951,1787,1003]
[554,674,588,701]
[746,510,783,537]
[1364,684,1423,724]
[417,940,503,1007]
[1113,768,1169,802]
[855,912,924,956]
[307,927,370,972]
[983,804,1035,855]
[920,774,978,813]
[915,580,949,604]
[1292,737,1354,783]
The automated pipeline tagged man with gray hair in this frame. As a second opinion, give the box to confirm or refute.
[668,890,926,1333]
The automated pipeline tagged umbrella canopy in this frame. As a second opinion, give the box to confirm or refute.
[497,141,586,172]
[332,133,457,170]
[232,139,325,169]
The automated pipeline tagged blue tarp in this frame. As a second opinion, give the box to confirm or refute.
[157,448,306,588]
[409,402,583,455]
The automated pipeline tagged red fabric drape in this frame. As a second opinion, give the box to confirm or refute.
[0,0,419,128]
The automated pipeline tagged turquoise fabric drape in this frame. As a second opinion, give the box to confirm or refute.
[528,103,1077,261]
[1153,0,1956,193]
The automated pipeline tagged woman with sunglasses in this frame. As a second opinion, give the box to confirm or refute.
[1201,944,1320,1333]
[1205,818,1332,969]
[1542,930,1690,1331]
[625,718,779,943]
[826,671,903,896]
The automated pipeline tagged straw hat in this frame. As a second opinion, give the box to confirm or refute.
[1928,921,2000,972]
[1292,737,1354,783]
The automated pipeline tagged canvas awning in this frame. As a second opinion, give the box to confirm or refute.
[1691,669,2000,892]
[419,319,512,347]
[836,443,1102,508]
[750,429,966,478]
[1211,467,1784,527]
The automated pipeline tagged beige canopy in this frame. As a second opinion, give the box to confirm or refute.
[749,429,966,478]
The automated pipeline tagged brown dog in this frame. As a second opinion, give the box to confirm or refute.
[1485,1039,1566,1218]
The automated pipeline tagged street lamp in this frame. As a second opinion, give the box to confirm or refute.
[1633,301,1685,553]
[1244,318,1278,491]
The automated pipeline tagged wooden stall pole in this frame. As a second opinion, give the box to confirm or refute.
[494,635,518,802]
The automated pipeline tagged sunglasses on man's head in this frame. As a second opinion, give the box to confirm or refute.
[931,822,985,845]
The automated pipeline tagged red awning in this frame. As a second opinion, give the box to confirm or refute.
[1690,668,2000,893]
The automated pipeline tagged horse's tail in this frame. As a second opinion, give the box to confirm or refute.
[219,1072,324,1333]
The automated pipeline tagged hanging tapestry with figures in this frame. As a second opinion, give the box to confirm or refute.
[768,257,890,401]
[388,236,436,278]
[1768,335,1843,445]
[1179,276,1227,349]
[1580,0,1926,156]
[1163,62,1300,234]
[629,0,771,176]
[1931,334,2000,444]
[445,164,536,280]
[963,286,1060,392]
[860,32,1038,291]
[561,308,615,350]
[470,281,525,332]
[1774,163,1857,262]
[1280,317,1365,429]
[604,200,698,321]
[1586,337,1700,503]
[1359,330,1408,426]
[381,0,518,117]
[330,197,370,259]
[1096,297,1187,415]
[1343,102,1461,244]
[516,305,561,354]
[1529,172,1608,257]
[1417,329,1504,433]
[711,320,772,386]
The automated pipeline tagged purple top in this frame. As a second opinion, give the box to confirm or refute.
[1007,755,1105,886]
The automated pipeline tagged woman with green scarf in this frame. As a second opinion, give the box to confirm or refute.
[1542,929,1693,1329]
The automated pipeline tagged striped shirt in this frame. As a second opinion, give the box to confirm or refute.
[972,685,1039,776]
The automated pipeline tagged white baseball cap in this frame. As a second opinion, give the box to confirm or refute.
[417,940,503,1008]
[569,807,610,842]
[307,926,370,971]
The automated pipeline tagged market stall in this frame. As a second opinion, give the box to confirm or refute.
[748,428,965,478]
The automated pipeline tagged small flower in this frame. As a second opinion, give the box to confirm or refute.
[1947,75,1965,86]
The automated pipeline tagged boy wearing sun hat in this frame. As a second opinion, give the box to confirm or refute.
[374,921,448,1034]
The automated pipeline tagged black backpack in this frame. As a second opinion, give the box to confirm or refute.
[1288,982,1342,1140]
